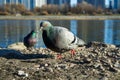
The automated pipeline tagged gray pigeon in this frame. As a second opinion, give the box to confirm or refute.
[40,21,85,58]
[24,30,37,49]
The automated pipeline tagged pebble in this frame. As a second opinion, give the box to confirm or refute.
[100,77,108,80]
[114,61,120,68]
[36,68,40,70]
[83,58,91,63]
[48,67,54,72]
[7,42,26,50]
[99,65,105,71]
[34,64,40,68]
[17,70,28,77]
[41,66,45,70]
[94,63,101,68]
[109,67,119,72]
[69,63,76,68]
[0,41,120,79]
[45,63,49,67]
[76,57,81,60]
[57,67,61,70]
[107,44,116,48]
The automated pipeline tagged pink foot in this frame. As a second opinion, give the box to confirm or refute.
[57,54,62,59]
[70,49,76,57]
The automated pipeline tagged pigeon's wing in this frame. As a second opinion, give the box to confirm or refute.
[50,26,85,49]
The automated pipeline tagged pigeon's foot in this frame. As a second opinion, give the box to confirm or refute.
[70,49,76,57]
[57,54,62,59]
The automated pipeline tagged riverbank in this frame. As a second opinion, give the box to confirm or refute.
[0,15,120,20]
[0,41,120,80]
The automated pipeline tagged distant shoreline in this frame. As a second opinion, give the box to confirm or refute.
[0,15,120,20]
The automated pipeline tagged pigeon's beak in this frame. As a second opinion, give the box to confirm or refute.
[40,27,43,31]
[40,22,43,31]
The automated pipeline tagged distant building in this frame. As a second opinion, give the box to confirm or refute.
[114,0,118,9]
[87,0,105,8]
[0,0,47,10]
[77,0,84,3]
[118,1,120,9]
[113,0,120,9]
[23,0,46,10]
[18,0,23,4]
[77,0,105,8]
[47,0,70,5]
[6,0,10,3]
[0,0,5,5]
[109,0,113,9]
[35,0,46,7]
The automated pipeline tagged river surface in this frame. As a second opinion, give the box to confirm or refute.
[0,19,120,48]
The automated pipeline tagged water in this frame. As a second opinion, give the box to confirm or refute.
[0,19,120,48]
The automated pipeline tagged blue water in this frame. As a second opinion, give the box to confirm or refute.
[0,19,120,48]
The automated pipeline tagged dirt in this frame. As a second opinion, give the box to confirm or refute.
[0,41,120,80]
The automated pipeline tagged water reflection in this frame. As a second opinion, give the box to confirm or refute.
[104,20,120,45]
[104,20,113,44]
[0,20,35,47]
[70,20,77,35]
[0,19,120,48]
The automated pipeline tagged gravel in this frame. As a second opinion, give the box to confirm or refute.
[0,41,120,80]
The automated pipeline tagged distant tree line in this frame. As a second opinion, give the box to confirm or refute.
[0,3,120,16]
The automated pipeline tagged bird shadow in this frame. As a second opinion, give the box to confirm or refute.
[65,59,86,65]
[0,49,53,59]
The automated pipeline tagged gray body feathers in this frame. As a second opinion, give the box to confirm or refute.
[42,26,85,52]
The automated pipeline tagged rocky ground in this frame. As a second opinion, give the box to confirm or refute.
[0,41,120,80]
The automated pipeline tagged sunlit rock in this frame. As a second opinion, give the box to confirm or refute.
[7,42,27,50]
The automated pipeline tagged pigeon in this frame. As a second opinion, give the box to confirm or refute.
[40,21,85,59]
[23,30,37,49]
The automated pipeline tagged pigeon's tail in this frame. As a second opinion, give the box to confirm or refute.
[76,37,86,47]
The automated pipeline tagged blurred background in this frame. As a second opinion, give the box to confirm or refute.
[0,0,119,15]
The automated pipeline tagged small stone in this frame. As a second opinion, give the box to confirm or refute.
[25,73,29,77]
[83,58,91,63]
[109,67,120,72]
[108,44,116,48]
[41,66,45,70]
[65,66,69,69]
[76,57,81,60]
[34,64,40,68]
[57,67,61,70]
[48,68,53,72]
[114,61,120,68]
[94,63,101,68]
[7,42,26,50]
[42,52,46,54]
[100,77,108,80]
[99,65,105,71]
[36,68,40,70]
[45,63,49,67]
[17,70,28,77]
[18,70,25,76]
[104,73,110,77]
[69,63,76,68]
[104,51,107,54]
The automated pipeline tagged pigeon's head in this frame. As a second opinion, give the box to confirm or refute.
[30,30,37,37]
[40,21,52,30]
